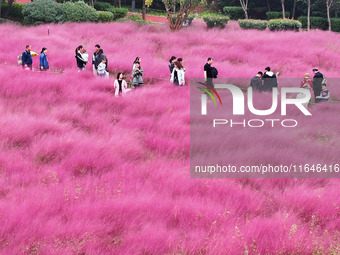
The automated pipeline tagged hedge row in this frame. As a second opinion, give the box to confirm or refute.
[268,19,302,31]
[238,19,302,31]
[223,6,244,20]
[238,19,268,30]
[202,14,230,28]
[22,0,128,25]
[297,17,340,32]
[266,11,290,20]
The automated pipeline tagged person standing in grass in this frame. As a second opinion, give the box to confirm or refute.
[39,48,49,71]
[22,45,33,70]
[262,66,278,92]
[312,67,324,103]
[171,61,185,86]
[92,44,100,74]
[75,45,87,71]
[169,56,176,75]
[114,73,128,97]
[250,71,263,92]
[132,62,144,87]
[204,57,214,87]
[177,58,185,72]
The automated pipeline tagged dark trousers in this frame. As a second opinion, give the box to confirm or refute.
[314,87,322,103]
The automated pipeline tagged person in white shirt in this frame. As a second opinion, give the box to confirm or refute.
[170,61,185,86]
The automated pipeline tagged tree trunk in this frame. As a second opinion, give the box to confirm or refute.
[292,0,296,19]
[119,0,121,8]
[239,0,248,19]
[89,0,94,7]
[142,0,146,20]
[307,0,311,30]
[327,0,333,31]
[5,0,14,17]
[281,0,285,19]
[266,0,271,11]
[114,0,117,8]
[335,0,338,18]
[0,0,2,19]
[132,0,135,12]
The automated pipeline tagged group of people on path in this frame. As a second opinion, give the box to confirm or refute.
[19,45,332,101]
[169,56,186,86]
[250,67,330,104]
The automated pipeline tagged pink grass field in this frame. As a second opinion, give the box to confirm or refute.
[0,21,340,254]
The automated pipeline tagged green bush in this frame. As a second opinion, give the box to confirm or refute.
[94,2,112,11]
[126,14,143,21]
[298,16,328,30]
[97,11,114,22]
[171,15,194,26]
[238,19,268,30]
[223,6,244,20]
[331,18,340,32]
[266,11,290,20]
[22,0,65,25]
[268,19,302,31]
[109,7,128,20]
[62,1,99,22]
[202,13,230,28]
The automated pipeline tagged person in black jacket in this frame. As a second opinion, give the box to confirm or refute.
[204,57,214,87]
[250,72,263,92]
[22,45,33,70]
[262,66,278,92]
[75,45,87,71]
[312,67,324,103]
[169,56,176,75]
[94,49,108,72]
[92,44,100,74]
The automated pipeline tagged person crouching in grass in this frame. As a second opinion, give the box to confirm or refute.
[97,58,109,78]
[40,48,49,71]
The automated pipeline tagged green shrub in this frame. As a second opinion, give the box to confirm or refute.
[171,15,194,26]
[298,16,328,30]
[126,14,143,21]
[331,18,340,32]
[223,6,244,20]
[268,19,302,31]
[94,2,112,11]
[97,11,114,22]
[22,0,65,25]
[109,7,128,20]
[238,19,268,30]
[62,1,99,22]
[266,11,290,20]
[202,14,230,28]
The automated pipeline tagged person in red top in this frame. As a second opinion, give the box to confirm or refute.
[300,73,313,89]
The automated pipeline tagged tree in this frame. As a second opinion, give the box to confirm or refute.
[281,0,286,19]
[307,0,311,30]
[6,0,14,17]
[163,0,192,30]
[239,0,248,19]
[292,0,297,18]
[266,0,271,11]
[326,0,333,31]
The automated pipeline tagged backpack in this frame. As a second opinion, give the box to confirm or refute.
[17,54,22,65]
[211,67,218,79]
